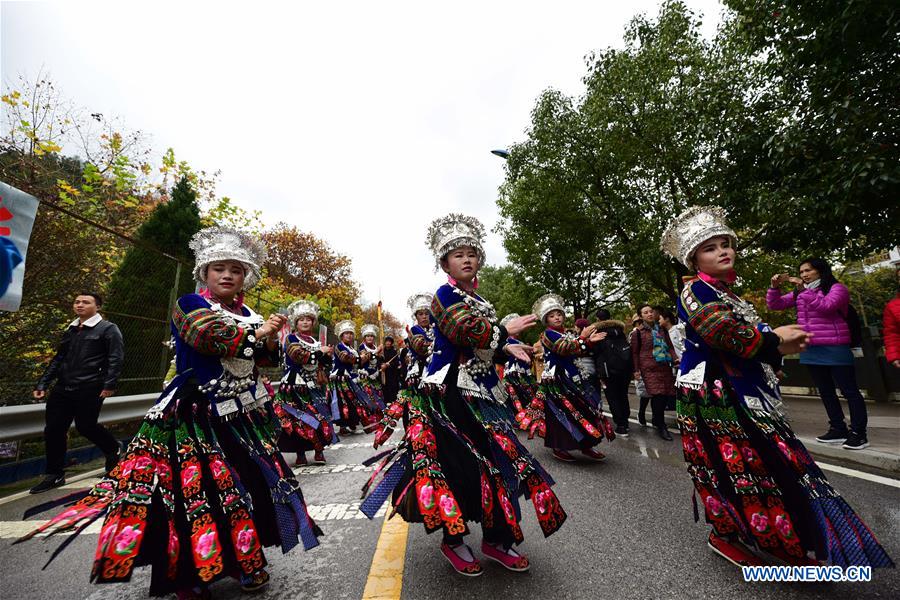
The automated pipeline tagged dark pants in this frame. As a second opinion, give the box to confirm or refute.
[603,374,631,427]
[639,395,670,429]
[650,395,670,428]
[806,364,868,435]
[44,384,119,475]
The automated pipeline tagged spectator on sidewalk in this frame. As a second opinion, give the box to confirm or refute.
[657,307,685,360]
[884,268,900,369]
[631,304,678,441]
[628,313,651,426]
[767,257,869,450]
[30,292,123,493]
[593,309,634,437]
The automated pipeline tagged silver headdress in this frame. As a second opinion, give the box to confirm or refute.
[361,324,378,339]
[426,213,486,270]
[407,293,434,317]
[660,206,737,269]
[499,313,520,327]
[532,293,566,323]
[287,299,319,325]
[335,320,355,338]
[189,226,267,290]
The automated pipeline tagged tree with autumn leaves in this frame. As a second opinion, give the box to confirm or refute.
[258,223,402,336]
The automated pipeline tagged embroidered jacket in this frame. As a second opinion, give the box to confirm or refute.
[503,337,531,375]
[357,343,383,381]
[677,276,783,410]
[422,283,507,398]
[168,293,278,419]
[282,332,323,387]
[540,328,589,381]
[330,342,359,379]
[405,324,433,380]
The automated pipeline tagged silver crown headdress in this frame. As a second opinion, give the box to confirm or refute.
[660,206,737,268]
[426,213,486,270]
[335,320,355,337]
[532,293,566,323]
[361,324,378,339]
[189,227,267,290]
[499,313,520,327]
[407,293,434,317]
[287,299,319,325]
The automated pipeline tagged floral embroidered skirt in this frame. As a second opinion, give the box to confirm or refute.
[21,383,322,596]
[274,382,336,453]
[677,377,893,567]
[328,376,380,430]
[360,382,567,548]
[359,376,387,410]
[523,375,615,451]
[504,371,538,418]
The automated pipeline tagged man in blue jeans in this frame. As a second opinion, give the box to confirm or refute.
[30,292,124,493]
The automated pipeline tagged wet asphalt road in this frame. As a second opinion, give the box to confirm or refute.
[0,426,898,600]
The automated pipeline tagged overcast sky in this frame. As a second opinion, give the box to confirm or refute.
[2,0,724,322]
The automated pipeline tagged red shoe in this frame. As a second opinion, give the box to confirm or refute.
[707,533,764,567]
[440,543,483,576]
[312,451,326,465]
[294,453,308,467]
[580,448,606,462]
[481,541,530,572]
[551,449,576,462]
[339,427,351,436]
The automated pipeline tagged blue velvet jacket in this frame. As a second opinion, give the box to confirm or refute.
[677,276,783,412]
[164,293,278,419]
[421,283,508,401]
[540,328,588,382]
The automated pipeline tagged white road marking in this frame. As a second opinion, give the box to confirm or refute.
[612,414,900,488]
[815,461,900,489]
[0,501,384,539]
[294,463,376,475]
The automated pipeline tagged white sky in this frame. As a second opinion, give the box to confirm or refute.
[1,0,724,321]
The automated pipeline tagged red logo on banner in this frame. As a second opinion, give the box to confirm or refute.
[0,196,12,236]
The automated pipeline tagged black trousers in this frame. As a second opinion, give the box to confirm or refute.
[806,364,868,435]
[603,374,631,427]
[650,395,670,428]
[44,384,119,475]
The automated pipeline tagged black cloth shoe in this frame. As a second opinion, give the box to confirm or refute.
[615,425,629,437]
[815,429,848,444]
[29,473,65,494]
[842,432,869,450]
[657,426,673,441]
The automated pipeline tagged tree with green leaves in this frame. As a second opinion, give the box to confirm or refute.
[500,1,772,307]
[103,176,202,394]
[722,0,900,258]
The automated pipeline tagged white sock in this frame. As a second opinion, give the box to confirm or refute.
[448,543,475,562]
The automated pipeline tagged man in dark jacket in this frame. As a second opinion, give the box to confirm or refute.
[30,292,124,493]
[593,309,634,437]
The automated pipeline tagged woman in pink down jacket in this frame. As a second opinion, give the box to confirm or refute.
[767,257,868,450]
[884,269,900,369]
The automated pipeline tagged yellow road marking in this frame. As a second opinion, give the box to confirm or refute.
[362,509,409,600]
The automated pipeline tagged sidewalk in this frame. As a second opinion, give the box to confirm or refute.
[624,392,900,475]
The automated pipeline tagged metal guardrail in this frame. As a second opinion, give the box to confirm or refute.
[0,381,284,443]
[0,393,158,443]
